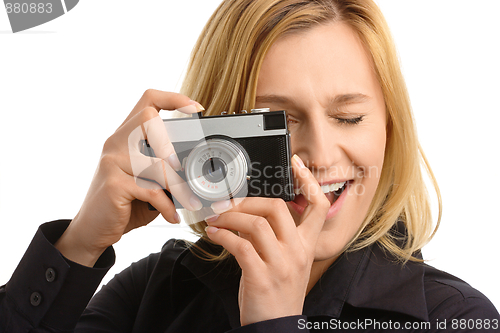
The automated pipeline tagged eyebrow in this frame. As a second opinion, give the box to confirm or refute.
[330,93,370,106]
[255,93,370,107]
[255,94,292,105]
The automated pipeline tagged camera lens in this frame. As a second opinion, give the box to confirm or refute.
[184,137,249,201]
[202,157,227,183]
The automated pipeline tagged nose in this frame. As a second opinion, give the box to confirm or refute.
[292,115,342,173]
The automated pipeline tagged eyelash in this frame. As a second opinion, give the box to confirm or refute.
[286,115,365,125]
[335,115,365,125]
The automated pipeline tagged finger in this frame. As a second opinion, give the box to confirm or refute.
[292,155,330,245]
[133,178,180,225]
[102,171,178,226]
[107,127,202,212]
[126,109,180,170]
[211,197,298,243]
[128,151,171,189]
[142,114,181,169]
[130,154,202,211]
[205,225,264,272]
[115,108,202,211]
[210,197,246,214]
[120,89,204,128]
[125,200,162,233]
[205,212,281,263]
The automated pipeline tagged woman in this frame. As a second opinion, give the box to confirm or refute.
[1,0,498,332]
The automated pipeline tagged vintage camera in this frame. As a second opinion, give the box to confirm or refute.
[142,109,295,208]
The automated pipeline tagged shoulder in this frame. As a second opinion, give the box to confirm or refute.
[127,238,190,278]
[420,263,500,321]
[160,238,191,258]
[86,239,191,310]
[96,238,191,295]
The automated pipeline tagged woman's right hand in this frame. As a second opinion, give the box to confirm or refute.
[55,89,204,267]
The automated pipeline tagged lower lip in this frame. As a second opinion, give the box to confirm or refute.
[288,181,351,220]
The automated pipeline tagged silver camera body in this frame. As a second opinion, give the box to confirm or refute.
[146,109,295,208]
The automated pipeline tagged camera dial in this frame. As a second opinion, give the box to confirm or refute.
[184,138,249,201]
[202,157,227,183]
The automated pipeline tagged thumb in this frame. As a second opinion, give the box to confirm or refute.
[292,154,330,244]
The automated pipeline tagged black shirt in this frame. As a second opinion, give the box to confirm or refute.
[1,220,499,332]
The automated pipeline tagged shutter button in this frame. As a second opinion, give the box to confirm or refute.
[30,292,42,306]
[45,268,56,282]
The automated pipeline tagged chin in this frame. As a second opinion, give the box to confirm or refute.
[285,185,373,261]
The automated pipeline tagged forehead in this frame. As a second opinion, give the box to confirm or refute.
[257,22,380,99]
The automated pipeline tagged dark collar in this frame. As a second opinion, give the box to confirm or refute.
[303,244,429,322]
[178,239,429,329]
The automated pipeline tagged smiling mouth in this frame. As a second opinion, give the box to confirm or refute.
[293,181,349,206]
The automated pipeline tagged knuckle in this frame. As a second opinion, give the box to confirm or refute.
[269,198,282,206]
[102,135,118,153]
[160,141,174,154]
[140,106,159,122]
[252,216,268,231]
[273,199,289,213]
[150,159,164,173]
[99,153,117,172]
[273,262,293,280]
[147,187,163,199]
[235,240,253,256]
[142,89,158,101]
[258,281,273,294]
[103,174,123,193]
[316,195,330,210]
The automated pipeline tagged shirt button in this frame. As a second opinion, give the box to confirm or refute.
[45,268,56,282]
[30,292,42,306]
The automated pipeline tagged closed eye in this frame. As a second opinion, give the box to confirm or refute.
[286,114,299,124]
[335,115,365,125]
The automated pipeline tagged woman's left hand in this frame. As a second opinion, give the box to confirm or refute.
[205,155,330,326]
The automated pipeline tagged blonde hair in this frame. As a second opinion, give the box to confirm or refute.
[179,0,442,263]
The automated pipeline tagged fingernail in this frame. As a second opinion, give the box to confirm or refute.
[189,100,205,112]
[174,212,181,224]
[292,154,305,168]
[167,153,182,172]
[205,226,219,234]
[211,200,231,214]
[190,195,203,211]
[204,214,220,223]
[177,103,200,114]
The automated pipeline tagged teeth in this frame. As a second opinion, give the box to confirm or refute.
[294,181,346,195]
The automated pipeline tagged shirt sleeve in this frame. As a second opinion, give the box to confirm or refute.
[75,249,162,332]
[0,220,115,332]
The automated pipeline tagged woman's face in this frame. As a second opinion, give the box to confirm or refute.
[255,22,387,261]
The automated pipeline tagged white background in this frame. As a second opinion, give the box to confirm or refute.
[1,0,499,312]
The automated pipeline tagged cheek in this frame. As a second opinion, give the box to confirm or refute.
[351,126,386,184]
